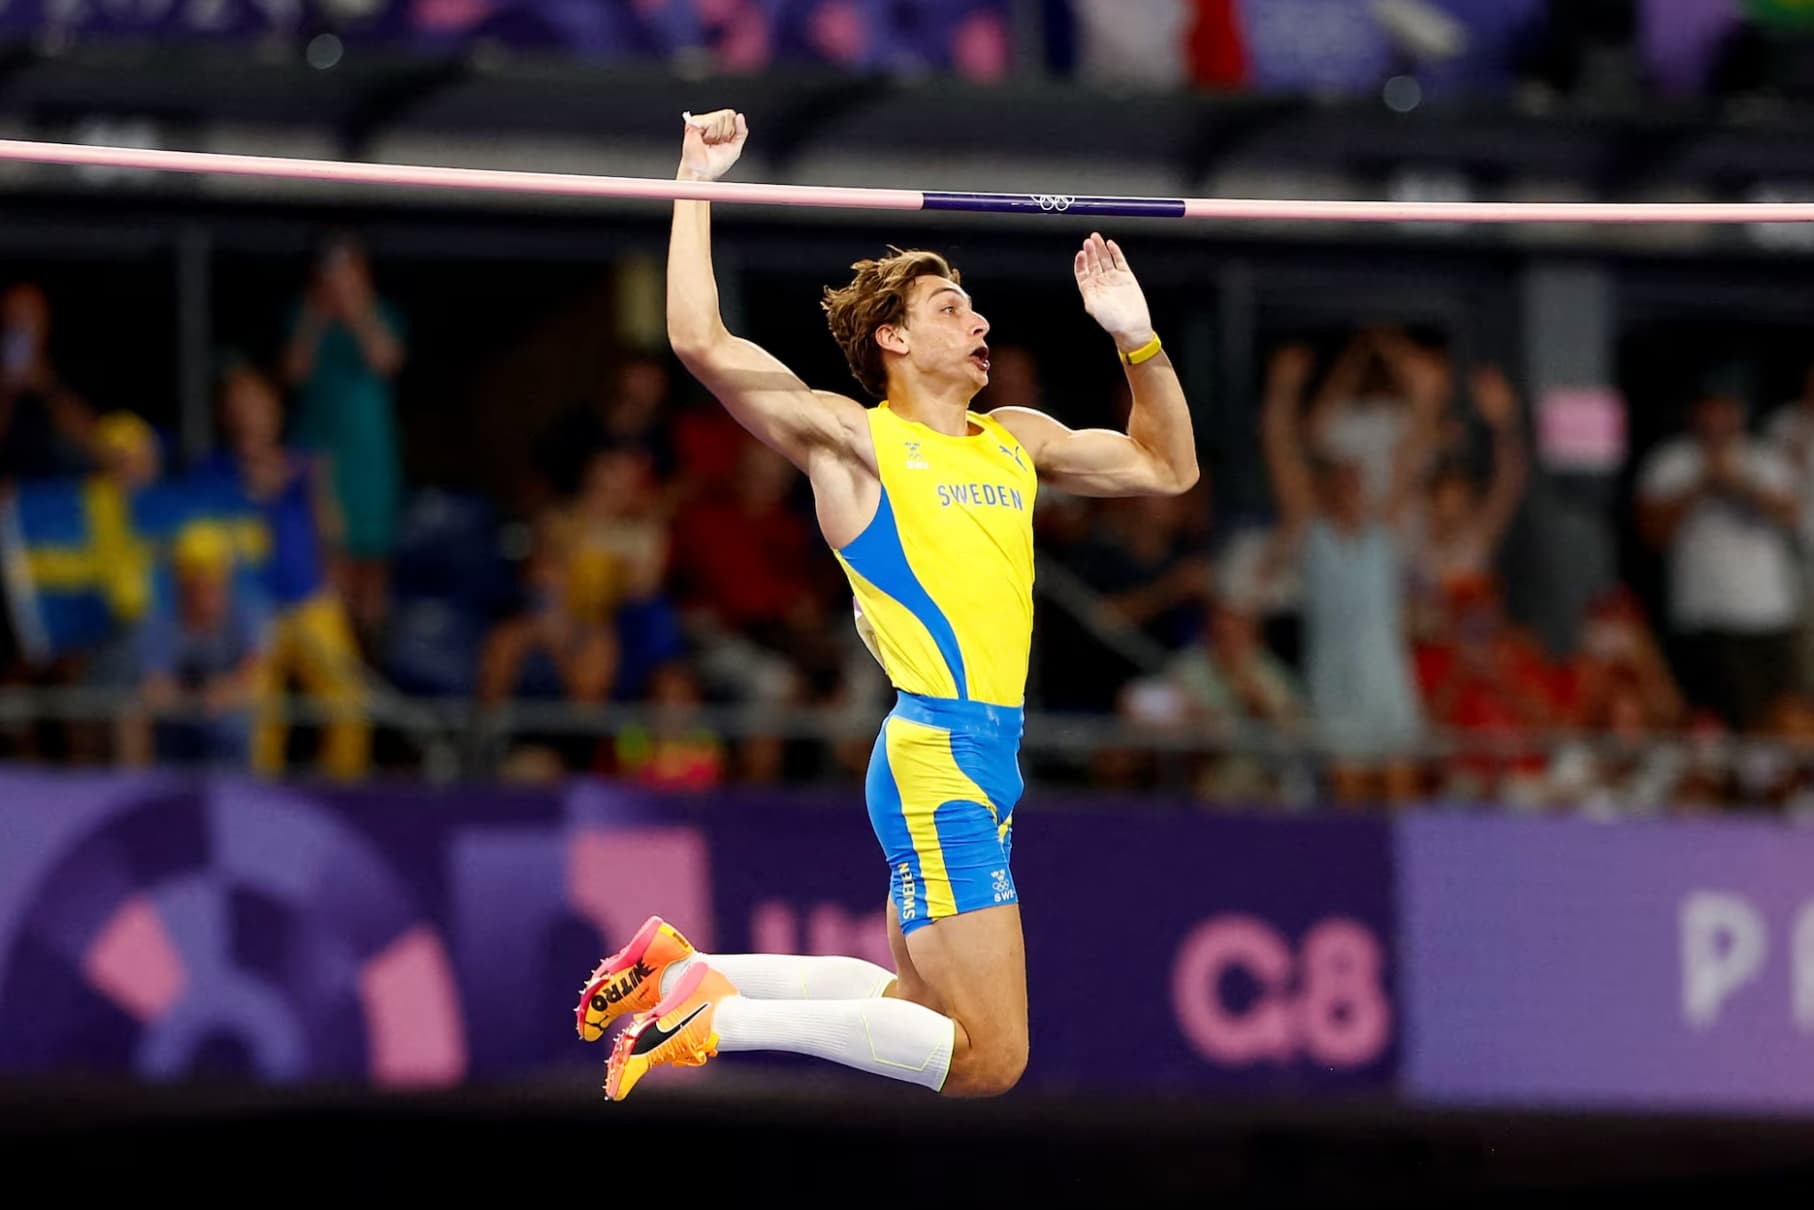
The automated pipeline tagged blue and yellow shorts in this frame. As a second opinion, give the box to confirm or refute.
[865,692,1023,935]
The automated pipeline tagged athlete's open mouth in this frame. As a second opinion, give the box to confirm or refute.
[970,345,990,372]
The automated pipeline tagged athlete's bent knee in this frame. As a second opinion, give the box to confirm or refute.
[943,1039,1027,1098]
[980,1047,1028,1097]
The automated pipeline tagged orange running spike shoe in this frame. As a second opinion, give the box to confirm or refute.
[604,961,737,1102]
[575,916,696,1042]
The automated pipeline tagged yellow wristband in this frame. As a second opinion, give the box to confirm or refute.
[1119,333,1162,365]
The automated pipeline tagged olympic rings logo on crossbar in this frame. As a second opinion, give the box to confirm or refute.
[1032,195,1075,211]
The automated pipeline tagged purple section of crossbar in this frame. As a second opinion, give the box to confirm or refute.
[923,192,1189,218]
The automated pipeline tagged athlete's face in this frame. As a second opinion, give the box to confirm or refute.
[893,276,991,392]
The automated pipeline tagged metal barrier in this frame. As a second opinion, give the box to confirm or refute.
[2,685,1810,812]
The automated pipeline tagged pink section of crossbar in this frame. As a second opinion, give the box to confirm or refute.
[1179,197,1814,223]
[0,138,924,210]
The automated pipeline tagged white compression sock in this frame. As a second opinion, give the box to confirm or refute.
[666,953,894,1000]
[711,995,955,1092]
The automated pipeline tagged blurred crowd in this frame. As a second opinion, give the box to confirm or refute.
[0,233,892,792]
[1058,0,1814,106]
[12,2,1814,108]
[8,233,1814,818]
[1081,327,1814,818]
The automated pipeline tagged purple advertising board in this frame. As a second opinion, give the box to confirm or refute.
[1400,812,1814,1113]
[708,799,1399,1092]
[0,771,1397,1095]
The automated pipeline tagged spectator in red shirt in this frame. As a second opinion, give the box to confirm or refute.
[1561,586,1686,734]
[1416,574,1562,802]
[670,437,835,779]
[672,437,819,632]
[670,392,750,505]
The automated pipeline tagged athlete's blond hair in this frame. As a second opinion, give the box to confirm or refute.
[821,247,960,399]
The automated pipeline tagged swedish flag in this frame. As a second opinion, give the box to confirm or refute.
[1,474,271,665]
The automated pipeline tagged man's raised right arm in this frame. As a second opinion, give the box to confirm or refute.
[667,110,863,471]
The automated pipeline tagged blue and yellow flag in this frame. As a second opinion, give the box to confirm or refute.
[1,473,270,664]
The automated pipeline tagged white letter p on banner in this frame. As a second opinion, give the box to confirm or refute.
[1681,890,1767,1029]
[1793,900,1814,1033]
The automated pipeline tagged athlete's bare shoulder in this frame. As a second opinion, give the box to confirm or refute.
[986,405,1065,460]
